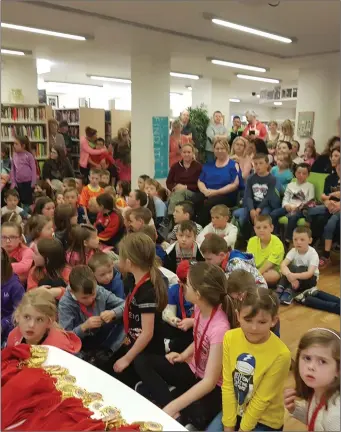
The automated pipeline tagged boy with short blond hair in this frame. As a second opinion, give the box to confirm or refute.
[200,233,267,288]
[79,168,104,210]
[167,201,202,243]
[100,169,111,187]
[197,204,238,249]
[164,220,204,273]
[247,214,285,286]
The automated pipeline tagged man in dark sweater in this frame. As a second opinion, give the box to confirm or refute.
[233,153,276,235]
[166,151,202,215]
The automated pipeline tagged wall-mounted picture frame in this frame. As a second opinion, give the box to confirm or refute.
[47,95,59,108]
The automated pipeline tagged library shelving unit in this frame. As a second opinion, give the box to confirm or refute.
[105,110,112,145]
[53,107,105,173]
[1,103,50,170]
[109,109,131,139]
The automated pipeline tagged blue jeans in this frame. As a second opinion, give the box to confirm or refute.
[206,413,283,431]
[270,207,304,240]
[304,291,340,315]
[324,212,340,240]
[233,206,271,227]
[306,205,328,221]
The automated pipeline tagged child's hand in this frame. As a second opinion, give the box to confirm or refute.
[287,272,296,284]
[85,316,103,330]
[170,317,181,327]
[250,209,257,221]
[177,318,194,332]
[166,352,184,364]
[100,310,116,323]
[291,280,300,290]
[284,388,297,414]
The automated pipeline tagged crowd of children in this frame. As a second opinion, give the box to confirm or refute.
[1,131,340,432]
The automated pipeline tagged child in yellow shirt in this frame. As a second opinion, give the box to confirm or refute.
[207,287,291,431]
[247,214,285,286]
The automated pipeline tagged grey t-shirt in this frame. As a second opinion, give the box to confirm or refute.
[206,123,228,152]
[245,173,276,212]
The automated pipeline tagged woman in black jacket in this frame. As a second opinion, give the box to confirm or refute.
[42,145,74,189]
[311,136,340,174]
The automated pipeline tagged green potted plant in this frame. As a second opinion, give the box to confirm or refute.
[187,104,210,162]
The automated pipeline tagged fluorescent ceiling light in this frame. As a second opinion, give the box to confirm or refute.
[170,72,200,80]
[237,74,280,84]
[256,94,260,98]
[1,23,87,41]
[89,75,131,84]
[212,18,292,43]
[170,92,183,96]
[229,98,241,103]
[186,86,193,91]
[1,48,25,56]
[211,59,266,73]
[274,101,283,106]
[44,80,103,88]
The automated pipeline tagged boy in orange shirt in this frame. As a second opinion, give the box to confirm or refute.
[79,168,104,224]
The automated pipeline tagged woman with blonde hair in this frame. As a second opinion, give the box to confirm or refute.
[169,120,191,167]
[196,138,240,226]
[166,142,202,215]
[279,119,295,143]
[230,136,252,180]
[112,127,131,182]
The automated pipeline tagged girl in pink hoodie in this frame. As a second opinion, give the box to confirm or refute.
[7,288,81,354]
[2,222,34,284]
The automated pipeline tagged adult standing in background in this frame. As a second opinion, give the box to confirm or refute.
[79,126,107,180]
[166,143,202,215]
[205,110,228,163]
[228,115,244,146]
[266,120,280,151]
[58,120,73,160]
[278,119,294,143]
[112,127,131,182]
[242,110,267,140]
[48,119,66,154]
[169,120,191,168]
[180,110,199,149]
[42,145,74,189]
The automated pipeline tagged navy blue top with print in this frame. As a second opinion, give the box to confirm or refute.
[168,283,194,319]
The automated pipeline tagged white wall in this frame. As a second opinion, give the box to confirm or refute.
[1,57,38,104]
[229,102,296,127]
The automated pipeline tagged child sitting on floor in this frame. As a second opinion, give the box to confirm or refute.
[129,207,153,232]
[1,247,25,343]
[88,251,125,299]
[162,260,194,354]
[115,180,130,209]
[167,201,202,243]
[95,193,124,247]
[197,204,238,249]
[145,178,166,227]
[247,215,285,286]
[63,187,87,224]
[54,203,78,249]
[7,288,81,354]
[1,189,27,218]
[164,220,204,273]
[58,265,125,373]
[79,168,104,223]
[277,226,319,306]
[2,221,34,284]
[200,233,267,288]
[270,154,293,192]
[67,224,100,266]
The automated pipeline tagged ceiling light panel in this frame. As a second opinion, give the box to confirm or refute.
[274,101,283,106]
[211,59,266,73]
[1,48,25,56]
[1,23,87,41]
[170,72,200,80]
[212,18,292,43]
[89,75,131,84]
[229,98,241,103]
[237,74,280,84]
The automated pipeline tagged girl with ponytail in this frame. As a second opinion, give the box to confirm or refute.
[113,232,168,376]
[133,262,237,430]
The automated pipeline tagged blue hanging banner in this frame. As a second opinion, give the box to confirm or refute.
[152,116,169,179]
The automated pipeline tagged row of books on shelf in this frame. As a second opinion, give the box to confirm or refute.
[1,107,46,122]
[55,110,79,123]
[32,143,48,158]
[1,125,46,141]
[70,143,80,155]
[69,126,79,138]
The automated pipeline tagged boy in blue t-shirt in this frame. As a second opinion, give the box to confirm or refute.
[162,260,194,353]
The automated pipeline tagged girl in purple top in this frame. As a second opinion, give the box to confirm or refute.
[10,136,37,209]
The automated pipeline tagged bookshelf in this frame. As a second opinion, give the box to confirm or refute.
[105,110,111,145]
[0,103,50,161]
[109,109,131,139]
[53,107,105,172]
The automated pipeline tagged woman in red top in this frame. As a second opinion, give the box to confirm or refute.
[242,110,267,140]
[169,120,191,168]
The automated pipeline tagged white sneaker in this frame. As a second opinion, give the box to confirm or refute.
[294,287,319,303]
[164,338,170,353]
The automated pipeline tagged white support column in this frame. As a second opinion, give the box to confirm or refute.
[131,54,170,186]
[295,66,340,151]
[191,78,213,112]
[1,57,38,104]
